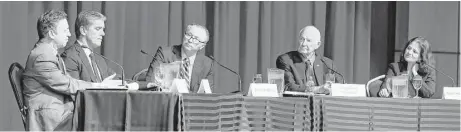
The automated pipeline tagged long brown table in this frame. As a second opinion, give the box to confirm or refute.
[72,90,460,131]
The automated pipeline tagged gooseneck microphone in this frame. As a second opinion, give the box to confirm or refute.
[320,58,346,84]
[208,56,242,93]
[417,62,456,87]
[91,52,125,86]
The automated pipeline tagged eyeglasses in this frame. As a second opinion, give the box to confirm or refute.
[185,33,206,44]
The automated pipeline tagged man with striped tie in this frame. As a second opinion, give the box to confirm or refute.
[146,24,214,93]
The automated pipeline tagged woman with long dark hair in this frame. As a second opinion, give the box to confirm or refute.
[378,36,436,98]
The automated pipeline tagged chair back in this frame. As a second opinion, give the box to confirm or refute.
[132,68,148,81]
[366,75,385,97]
[8,62,28,130]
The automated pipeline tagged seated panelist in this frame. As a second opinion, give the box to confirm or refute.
[276,26,342,94]
[61,10,119,82]
[61,10,145,90]
[145,24,214,93]
[378,37,436,98]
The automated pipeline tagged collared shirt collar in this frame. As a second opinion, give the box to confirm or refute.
[299,51,316,65]
[181,49,197,66]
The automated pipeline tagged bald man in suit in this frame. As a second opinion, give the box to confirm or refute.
[276,26,343,94]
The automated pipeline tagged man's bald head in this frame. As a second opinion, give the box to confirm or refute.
[298,26,322,54]
[299,26,321,41]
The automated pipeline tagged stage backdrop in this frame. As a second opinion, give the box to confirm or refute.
[0,1,458,130]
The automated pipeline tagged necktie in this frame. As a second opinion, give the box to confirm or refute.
[180,58,190,90]
[305,60,316,86]
[56,55,66,75]
[89,53,102,82]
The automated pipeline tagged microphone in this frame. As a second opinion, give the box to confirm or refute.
[91,52,125,86]
[208,56,242,93]
[416,62,456,87]
[141,50,155,58]
[320,58,346,84]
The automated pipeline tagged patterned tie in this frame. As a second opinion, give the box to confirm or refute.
[305,60,315,86]
[56,55,66,75]
[89,53,102,82]
[180,58,190,89]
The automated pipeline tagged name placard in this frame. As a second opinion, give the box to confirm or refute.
[170,79,189,93]
[331,83,366,97]
[247,83,279,97]
[197,79,212,94]
[443,87,460,100]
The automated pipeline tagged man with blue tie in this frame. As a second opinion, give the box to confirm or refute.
[146,24,214,93]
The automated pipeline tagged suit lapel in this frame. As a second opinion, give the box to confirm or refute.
[172,45,182,62]
[292,52,306,84]
[313,55,324,85]
[75,43,98,82]
[190,55,203,93]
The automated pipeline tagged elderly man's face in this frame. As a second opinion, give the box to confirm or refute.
[297,28,321,54]
[182,26,207,52]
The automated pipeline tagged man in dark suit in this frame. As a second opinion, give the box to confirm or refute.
[61,10,143,89]
[146,24,214,93]
[61,10,116,82]
[276,26,342,94]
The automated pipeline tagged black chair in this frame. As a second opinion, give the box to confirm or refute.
[8,62,28,130]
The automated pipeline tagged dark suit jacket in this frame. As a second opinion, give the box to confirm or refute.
[146,44,214,93]
[61,41,118,82]
[276,51,342,92]
[22,41,92,131]
[379,62,436,98]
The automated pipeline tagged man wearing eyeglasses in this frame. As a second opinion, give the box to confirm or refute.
[276,26,342,94]
[146,24,214,93]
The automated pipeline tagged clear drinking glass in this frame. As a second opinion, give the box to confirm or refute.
[324,73,335,92]
[154,66,165,91]
[253,74,263,83]
[412,75,423,98]
[391,74,409,98]
[160,62,181,92]
[267,68,285,97]
[325,73,335,84]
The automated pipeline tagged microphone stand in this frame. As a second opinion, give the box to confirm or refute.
[91,52,125,86]
[418,62,456,87]
[208,56,242,93]
[320,58,346,84]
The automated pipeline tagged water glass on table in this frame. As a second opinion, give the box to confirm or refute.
[324,72,335,87]
[391,74,409,98]
[267,68,285,97]
[154,67,165,91]
[412,75,423,98]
